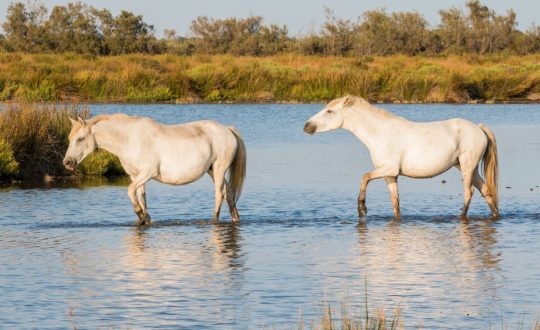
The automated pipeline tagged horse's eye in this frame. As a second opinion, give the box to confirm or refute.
[77,137,85,142]
[326,109,334,114]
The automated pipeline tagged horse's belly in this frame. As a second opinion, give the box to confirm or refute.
[400,152,457,178]
[155,156,210,185]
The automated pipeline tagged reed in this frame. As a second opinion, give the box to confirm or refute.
[1,53,540,103]
[0,102,125,182]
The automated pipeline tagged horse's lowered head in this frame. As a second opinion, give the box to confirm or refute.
[303,95,355,135]
[63,117,97,171]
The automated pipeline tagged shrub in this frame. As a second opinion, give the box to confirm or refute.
[0,102,89,179]
[0,138,19,179]
[78,149,125,177]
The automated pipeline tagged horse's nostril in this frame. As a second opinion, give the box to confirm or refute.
[304,122,316,135]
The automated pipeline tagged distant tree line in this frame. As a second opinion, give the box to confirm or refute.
[0,2,164,54]
[1,0,540,56]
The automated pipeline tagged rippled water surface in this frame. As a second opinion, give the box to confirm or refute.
[1,104,539,329]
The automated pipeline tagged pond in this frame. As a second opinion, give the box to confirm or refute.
[1,103,539,329]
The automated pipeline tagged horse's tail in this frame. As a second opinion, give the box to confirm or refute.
[479,124,499,209]
[227,126,246,204]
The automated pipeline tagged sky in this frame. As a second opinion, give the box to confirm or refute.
[0,0,538,37]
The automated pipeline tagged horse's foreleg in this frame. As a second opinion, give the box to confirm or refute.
[358,167,399,217]
[136,185,151,225]
[472,170,500,219]
[128,173,153,226]
[384,176,400,220]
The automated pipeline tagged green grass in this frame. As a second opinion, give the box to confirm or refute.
[1,53,540,103]
[0,102,125,182]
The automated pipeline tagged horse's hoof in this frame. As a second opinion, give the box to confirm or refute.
[136,214,151,226]
[358,206,368,217]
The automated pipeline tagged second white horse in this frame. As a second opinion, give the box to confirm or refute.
[304,95,499,219]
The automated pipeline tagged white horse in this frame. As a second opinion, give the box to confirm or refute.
[304,96,499,219]
[63,114,246,226]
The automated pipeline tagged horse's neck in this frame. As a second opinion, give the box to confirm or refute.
[342,106,399,149]
[92,120,131,158]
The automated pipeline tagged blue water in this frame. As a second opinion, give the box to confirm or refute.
[1,103,539,329]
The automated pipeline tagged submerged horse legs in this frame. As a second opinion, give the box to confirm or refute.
[207,168,225,224]
[358,166,399,218]
[384,176,401,219]
[460,169,475,219]
[223,180,240,222]
[472,170,500,218]
[136,185,151,225]
[128,173,153,226]
[208,168,240,223]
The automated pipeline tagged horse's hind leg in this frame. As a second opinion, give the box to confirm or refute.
[223,180,240,222]
[208,168,239,223]
[459,166,475,219]
[472,170,500,218]
[384,176,400,219]
[207,167,226,224]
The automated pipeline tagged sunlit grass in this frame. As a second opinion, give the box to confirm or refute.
[0,102,125,182]
[1,53,540,103]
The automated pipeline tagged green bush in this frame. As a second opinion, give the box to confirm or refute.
[79,149,125,177]
[0,102,89,179]
[0,138,19,179]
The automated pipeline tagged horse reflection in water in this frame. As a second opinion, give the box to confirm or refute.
[354,216,500,323]
[63,115,246,226]
[304,95,499,220]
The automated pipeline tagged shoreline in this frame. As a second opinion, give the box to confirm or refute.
[3,98,540,105]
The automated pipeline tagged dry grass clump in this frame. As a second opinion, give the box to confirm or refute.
[0,102,124,182]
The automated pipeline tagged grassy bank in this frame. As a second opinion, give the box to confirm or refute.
[1,53,540,103]
[0,102,125,182]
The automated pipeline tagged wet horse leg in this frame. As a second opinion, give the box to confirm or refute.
[207,167,226,224]
[136,185,151,225]
[384,176,400,219]
[208,168,240,223]
[128,172,153,226]
[358,166,399,217]
[472,169,500,218]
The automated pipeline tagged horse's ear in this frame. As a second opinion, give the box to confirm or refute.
[77,116,87,128]
[69,117,78,126]
[343,95,354,108]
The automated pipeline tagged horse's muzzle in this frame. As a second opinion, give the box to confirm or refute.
[63,158,77,171]
[303,122,316,135]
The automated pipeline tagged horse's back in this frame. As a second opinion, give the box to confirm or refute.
[152,119,238,184]
[396,117,487,178]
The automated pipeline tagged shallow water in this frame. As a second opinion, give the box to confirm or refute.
[1,104,539,329]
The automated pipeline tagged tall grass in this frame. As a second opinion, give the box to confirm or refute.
[0,102,125,182]
[1,53,540,103]
[310,302,402,330]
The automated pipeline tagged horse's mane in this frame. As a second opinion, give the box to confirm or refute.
[335,95,396,119]
[87,113,132,125]
[69,113,134,140]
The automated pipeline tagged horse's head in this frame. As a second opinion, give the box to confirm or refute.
[304,95,355,135]
[63,117,97,171]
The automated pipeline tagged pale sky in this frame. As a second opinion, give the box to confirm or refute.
[0,0,538,37]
